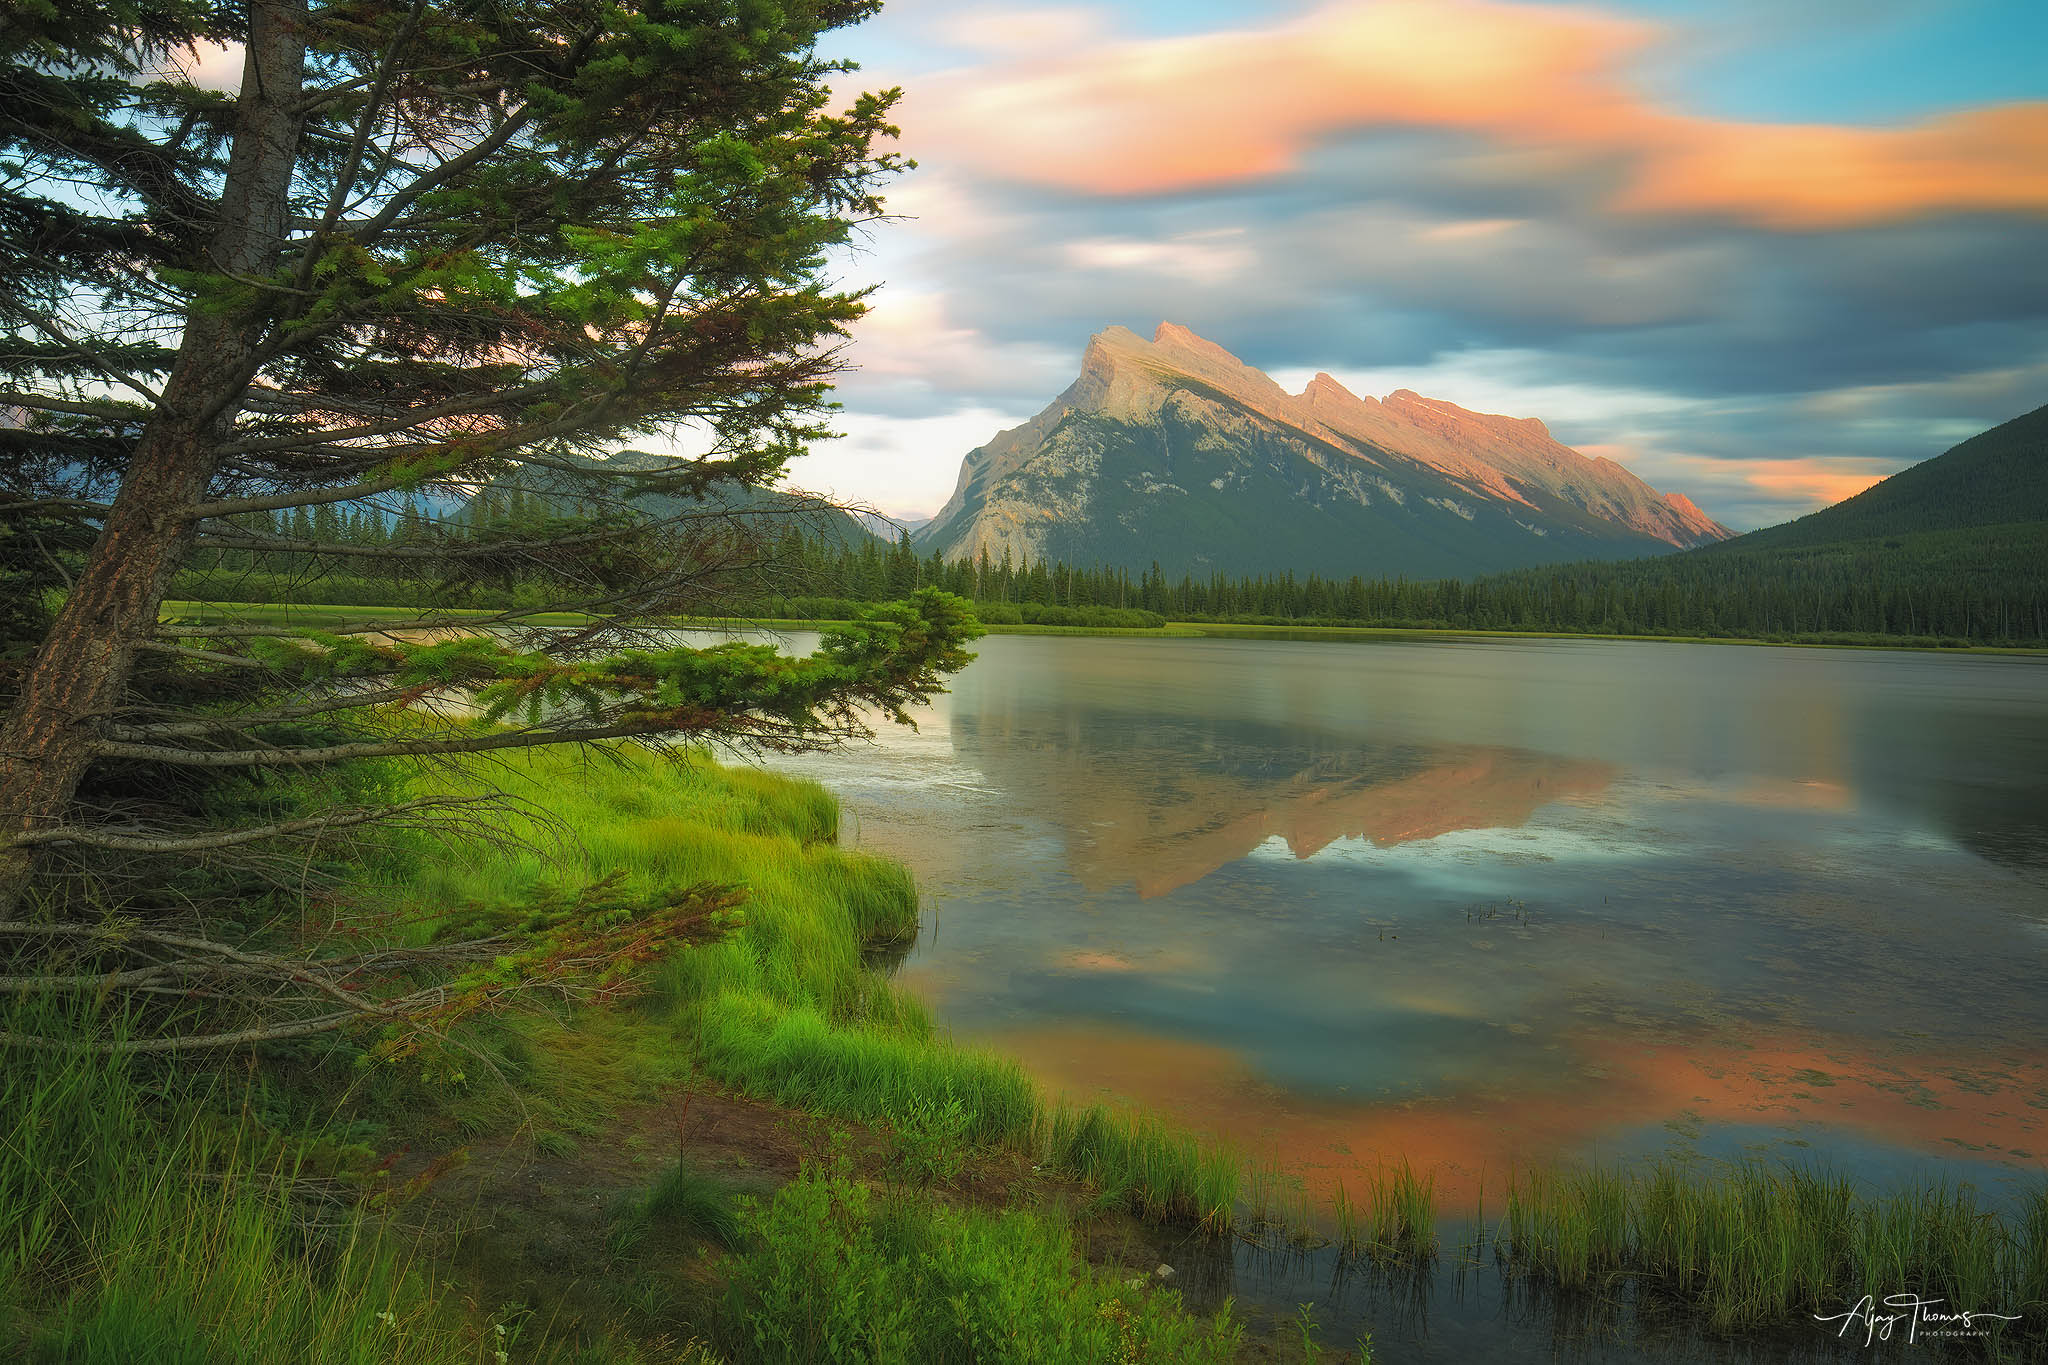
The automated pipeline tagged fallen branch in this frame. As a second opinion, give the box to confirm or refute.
[0,881,744,1055]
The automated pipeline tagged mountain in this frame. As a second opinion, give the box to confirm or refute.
[853,509,931,540]
[1700,402,2048,554]
[1452,402,2048,647]
[914,323,1729,578]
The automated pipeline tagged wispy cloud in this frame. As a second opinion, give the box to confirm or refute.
[899,0,2048,228]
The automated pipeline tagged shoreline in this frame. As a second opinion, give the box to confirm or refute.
[161,599,2048,655]
[31,680,2045,1357]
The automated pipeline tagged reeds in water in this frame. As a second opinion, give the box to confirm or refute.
[1331,1161,1439,1261]
[1500,1160,2044,1337]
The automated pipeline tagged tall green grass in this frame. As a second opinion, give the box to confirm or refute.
[390,747,1239,1232]
[0,1009,467,1364]
[1038,1104,1240,1228]
[720,1160,1242,1364]
[1330,1162,1440,1262]
[1501,1161,2047,1338]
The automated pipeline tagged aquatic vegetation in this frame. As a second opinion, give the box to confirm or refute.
[1038,1104,1242,1230]
[1499,1160,2046,1338]
[1331,1162,1440,1262]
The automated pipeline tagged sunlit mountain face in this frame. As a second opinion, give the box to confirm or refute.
[774,0,2048,536]
[914,323,1729,578]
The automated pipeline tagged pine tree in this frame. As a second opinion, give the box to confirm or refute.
[0,1,981,943]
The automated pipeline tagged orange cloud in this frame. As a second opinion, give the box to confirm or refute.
[1654,451,1892,512]
[1621,103,2048,228]
[1737,460,1888,505]
[903,0,2048,229]
[174,40,243,91]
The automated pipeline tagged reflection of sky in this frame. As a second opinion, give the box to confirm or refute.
[767,634,2048,1197]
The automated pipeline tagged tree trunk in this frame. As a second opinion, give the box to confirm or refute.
[0,2,308,904]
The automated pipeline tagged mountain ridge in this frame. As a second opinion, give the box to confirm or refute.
[916,323,1729,578]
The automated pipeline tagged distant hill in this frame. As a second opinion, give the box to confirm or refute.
[914,323,1729,578]
[482,448,878,551]
[1458,404,2048,642]
[1703,403,2048,553]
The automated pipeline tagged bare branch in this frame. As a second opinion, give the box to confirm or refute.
[11,796,502,852]
[194,525,634,559]
[133,640,275,668]
[0,1011,370,1054]
[107,685,446,738]
[92,717,689,766]
[0,496,115,519]
[0,392,146,421]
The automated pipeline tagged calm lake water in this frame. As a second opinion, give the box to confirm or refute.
[758,631,2048,1357]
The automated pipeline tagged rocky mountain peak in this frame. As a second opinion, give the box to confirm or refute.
[916,323,1733,577]
[1301,371,1380,411]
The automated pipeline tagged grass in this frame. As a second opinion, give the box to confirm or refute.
[3,746,1250,1360]
[1330,1162,1440,1262]
[371,745,1240,1234]
[1499,1161,2048,1338]
[0,1007,471,1364]
[720,1159,1243,1364]
[1039,1104,1240,1229]
[612,1164,746,1253]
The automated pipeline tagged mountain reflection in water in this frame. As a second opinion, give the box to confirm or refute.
[764,633,2048,1218]
[944,710,1615,898]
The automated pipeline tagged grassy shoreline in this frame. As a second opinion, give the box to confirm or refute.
[9,743,2044,1359]
[160,599,2048,654]
[1,748,1248,1362]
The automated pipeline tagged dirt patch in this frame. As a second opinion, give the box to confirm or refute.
[393,1079,1309,1358]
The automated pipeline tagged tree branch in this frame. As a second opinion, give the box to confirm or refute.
[107,685,444,738]
[11,796,501,852]
[0,391,147,421]
[92,717,689,767]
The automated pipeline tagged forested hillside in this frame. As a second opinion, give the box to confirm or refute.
[1712,404,2048,552]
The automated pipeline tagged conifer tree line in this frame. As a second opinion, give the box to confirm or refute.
[750,523,2048,645]
[184,513,2048,645]
[184,509,2039,642]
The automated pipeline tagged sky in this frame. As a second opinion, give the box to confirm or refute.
[774,0,2048,530]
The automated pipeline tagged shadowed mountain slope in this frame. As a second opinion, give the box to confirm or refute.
[1703,402,2048,554]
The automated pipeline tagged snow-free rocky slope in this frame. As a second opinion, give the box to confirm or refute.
[916,323,1729,578]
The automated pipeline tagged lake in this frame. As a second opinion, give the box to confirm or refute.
[761,631,2048,1356]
